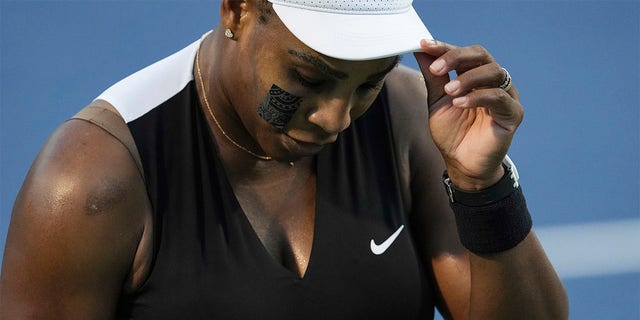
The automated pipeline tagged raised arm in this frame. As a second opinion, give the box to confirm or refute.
[387,40,568,317]
[0,109,152,319]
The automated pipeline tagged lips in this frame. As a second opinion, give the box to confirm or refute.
[286,135,324,156]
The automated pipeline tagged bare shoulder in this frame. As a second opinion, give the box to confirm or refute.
[0,103,152,318]
[385,64,445,189]
[386,64,430,129]
[384,64,443,212]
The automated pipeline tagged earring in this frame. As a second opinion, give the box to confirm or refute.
[224,28,235,39]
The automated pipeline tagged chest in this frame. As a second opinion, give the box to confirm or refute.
[126,175,431,320]
[123,87,434,319]
[230,164,317,279]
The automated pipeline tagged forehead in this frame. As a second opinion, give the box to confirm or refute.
[260,9,399,75]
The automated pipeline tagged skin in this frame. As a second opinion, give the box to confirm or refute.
[0,0,569,319]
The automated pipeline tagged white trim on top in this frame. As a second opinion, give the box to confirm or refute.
[95,37,202,123]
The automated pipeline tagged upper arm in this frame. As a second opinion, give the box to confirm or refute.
[386,65,471,319]
[0,117,150,319]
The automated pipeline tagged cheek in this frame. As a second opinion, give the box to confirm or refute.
[256,84,303,130]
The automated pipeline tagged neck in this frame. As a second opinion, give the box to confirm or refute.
[226,155,315,185]
[195,30,273,164]
[195,31,312,177]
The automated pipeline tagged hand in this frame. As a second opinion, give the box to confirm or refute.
[414,39,524,190]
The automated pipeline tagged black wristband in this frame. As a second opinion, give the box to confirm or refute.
[443,163,518,207]
[451,186,532,254]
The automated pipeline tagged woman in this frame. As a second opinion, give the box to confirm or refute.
[1,0,568,318]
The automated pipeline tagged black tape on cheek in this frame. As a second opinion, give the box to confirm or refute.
[257,84,302,130]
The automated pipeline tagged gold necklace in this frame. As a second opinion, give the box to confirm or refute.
[195,45,273,161]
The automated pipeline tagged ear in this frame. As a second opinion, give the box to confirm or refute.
[220,0,253,39]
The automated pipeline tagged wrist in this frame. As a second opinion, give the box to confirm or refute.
[443,156,520,207]
[443,155,531,254]
[451,186,532,254]
[445,165,505,191]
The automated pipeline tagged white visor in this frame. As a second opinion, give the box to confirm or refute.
[269,0,433,61]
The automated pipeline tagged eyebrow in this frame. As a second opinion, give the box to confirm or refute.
[287,49,400,82]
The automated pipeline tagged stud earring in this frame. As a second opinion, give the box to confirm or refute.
[224,28,235,39]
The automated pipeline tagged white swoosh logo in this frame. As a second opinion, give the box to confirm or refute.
[370,225,405,255]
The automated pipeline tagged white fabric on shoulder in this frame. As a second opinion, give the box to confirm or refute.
[95,36,202,123]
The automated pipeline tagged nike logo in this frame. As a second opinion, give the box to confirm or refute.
[370,225,405,255]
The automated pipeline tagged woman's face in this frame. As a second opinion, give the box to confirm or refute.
[227,8,399,162]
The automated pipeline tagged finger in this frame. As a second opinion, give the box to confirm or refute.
[444,63,508,97]
[452,88,524,129]
[414,51,450,106]
[418,39,459,76]
[418,39,459,60]
[427,44,496,77]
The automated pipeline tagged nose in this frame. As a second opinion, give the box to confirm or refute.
[306,97,352,135]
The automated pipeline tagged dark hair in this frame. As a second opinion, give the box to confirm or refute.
[257,0,274,24]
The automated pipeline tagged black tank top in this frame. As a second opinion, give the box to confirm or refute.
[99,36,433,319]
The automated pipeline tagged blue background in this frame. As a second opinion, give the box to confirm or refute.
[1,1,638,318]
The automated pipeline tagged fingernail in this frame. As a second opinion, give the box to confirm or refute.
[430,59,446,73]
[420,39,436,47]
[453,96,468,106]
[445,80,460,94]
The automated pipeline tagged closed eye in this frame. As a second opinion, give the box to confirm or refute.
[292,69,325,89]
[359,80,384,92]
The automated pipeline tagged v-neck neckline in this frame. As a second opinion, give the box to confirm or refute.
[226,158,322,280]
[194,75,323,280]
[208,148,324,281]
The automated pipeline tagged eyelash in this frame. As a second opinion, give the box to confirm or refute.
[360,81,383,92]
[292,69,383,93]
[293,70,324,88]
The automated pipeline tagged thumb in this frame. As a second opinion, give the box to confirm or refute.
[414,51,450,107]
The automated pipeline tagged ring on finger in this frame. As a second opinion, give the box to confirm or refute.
[499,67,513,91]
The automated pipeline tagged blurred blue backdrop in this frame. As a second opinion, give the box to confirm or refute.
[1,1,638,318]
